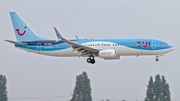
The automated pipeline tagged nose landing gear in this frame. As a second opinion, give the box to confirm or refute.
[87,55,95,64]
[155,56,159,62]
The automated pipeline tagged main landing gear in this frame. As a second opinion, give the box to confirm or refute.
[155,56,159,62]
[87,55,95,64]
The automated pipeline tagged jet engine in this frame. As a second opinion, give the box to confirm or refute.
[99,49,119,59]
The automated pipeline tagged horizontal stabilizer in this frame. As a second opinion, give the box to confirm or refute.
[4,40,28,45]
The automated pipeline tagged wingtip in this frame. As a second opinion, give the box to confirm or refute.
[9,12,16,14]
[4,39,8,42]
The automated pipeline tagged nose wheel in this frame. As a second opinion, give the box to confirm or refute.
[87,55,95,64]
[155,57,159,62]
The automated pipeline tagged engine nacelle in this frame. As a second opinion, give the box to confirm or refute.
[99,49,118,59]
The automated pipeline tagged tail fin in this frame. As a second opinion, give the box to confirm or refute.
[9,12,49,42]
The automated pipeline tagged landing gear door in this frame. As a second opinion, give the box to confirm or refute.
[152,41,156,49]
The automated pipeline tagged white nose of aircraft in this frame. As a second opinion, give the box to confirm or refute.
[167,45,174,53]
[170,47,174,52]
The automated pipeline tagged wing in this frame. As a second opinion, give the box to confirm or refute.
[53,27,99,56]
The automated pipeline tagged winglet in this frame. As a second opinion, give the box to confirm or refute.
[53,27,63,39]
[75,35,79,40]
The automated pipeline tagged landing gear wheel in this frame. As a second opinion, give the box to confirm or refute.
[87,54,96,64]
[155,58,159,62]
[87,58,91,63]
[91,59,95,64]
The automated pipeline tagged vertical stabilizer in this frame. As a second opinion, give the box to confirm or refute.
[9,12,49,42]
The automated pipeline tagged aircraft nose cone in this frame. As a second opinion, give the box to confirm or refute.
[170,47,174,51]
[168,45,174,52]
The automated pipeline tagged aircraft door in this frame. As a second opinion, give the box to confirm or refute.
[97,43,100,49]
[37,43,41,51]
[152,41,156,49]
[97,43,104,49]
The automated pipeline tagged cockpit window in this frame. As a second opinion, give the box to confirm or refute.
[160,43,167,45]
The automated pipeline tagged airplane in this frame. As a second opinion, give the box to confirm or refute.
[5,12,174,64]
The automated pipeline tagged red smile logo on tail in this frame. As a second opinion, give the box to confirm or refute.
[16,26,27,36]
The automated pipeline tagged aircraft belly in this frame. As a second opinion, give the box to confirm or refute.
[115,46,165,56]
[17,45,170,57]
[37,48,79,57]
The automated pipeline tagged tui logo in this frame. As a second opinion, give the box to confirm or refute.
[137,41,151,47]
[16,26,27,36]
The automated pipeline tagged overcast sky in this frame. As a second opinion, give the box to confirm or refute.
[0,0,180,101]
